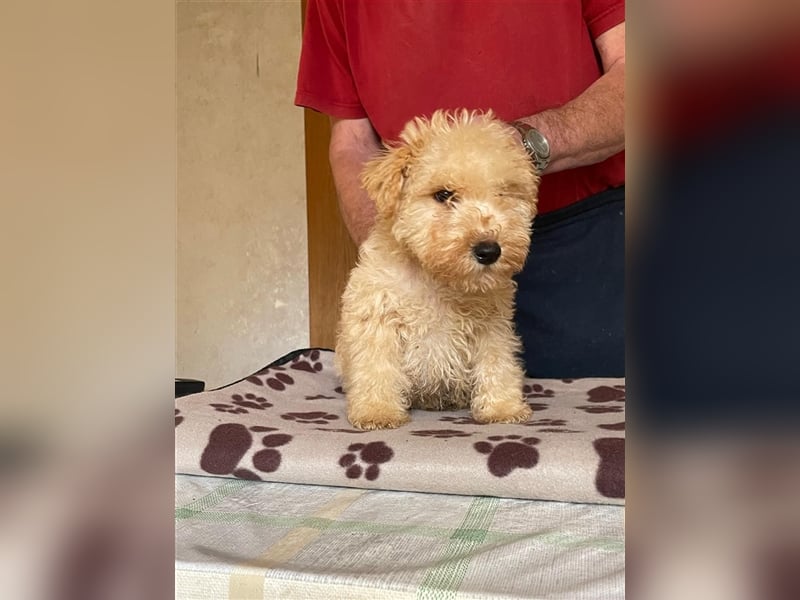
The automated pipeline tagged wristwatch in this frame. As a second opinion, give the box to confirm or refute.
[511,121,551,173]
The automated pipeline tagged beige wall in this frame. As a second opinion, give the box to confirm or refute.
[177,0,308,388]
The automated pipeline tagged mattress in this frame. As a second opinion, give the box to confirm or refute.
[175,474,625,600]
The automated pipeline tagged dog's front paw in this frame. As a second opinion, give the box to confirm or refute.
[348,404,410,430]
[472,399,532,424]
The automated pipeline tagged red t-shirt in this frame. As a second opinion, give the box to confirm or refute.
[295,0,625,214]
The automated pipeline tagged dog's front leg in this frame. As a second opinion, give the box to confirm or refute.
[469,328,532,424]
[341,322,411,430]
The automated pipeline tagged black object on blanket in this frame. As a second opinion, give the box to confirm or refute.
[176,379,205,398]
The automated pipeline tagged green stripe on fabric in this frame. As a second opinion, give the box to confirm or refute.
[175,480,249,519]
[174,507,624,552]
[416,496,499,600]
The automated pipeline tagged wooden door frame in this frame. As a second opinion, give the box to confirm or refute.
[300,0,358,349]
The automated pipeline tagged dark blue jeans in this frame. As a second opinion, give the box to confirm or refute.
[515,187,624,378]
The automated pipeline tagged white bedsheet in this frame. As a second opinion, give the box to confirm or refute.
[175,474,624,600]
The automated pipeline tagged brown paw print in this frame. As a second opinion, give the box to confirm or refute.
[598,421,625,431]
[245,368,295,390]
[264,371,295,391]
[251,431,293,474]
[410,429,474,438]
[305,394,338,400]
[523,383,555,399]
[281,411,339,425]
[338,441,394,481]
[577,405,624,414]
[199,423,292,481]
[473,435,540,477]
[594,437,625,498]
[210,392,273,414]
[522,418,583,433]
[586,384,626,403]
[289,349,324,373]
[200,423,253,477]
[529,418,567,427]
[175,409,183,427]
[209,403,247,415]
[537,428,584,433]
[439,415,483,426]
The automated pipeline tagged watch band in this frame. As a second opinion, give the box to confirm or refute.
[510,121,550,173]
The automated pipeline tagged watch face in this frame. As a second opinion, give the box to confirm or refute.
[527,130,550,157]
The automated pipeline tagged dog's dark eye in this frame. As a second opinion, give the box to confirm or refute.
[433,189,454,203]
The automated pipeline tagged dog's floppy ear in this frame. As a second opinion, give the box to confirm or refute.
[360,145,412,220]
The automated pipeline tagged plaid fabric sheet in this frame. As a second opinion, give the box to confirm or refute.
[175,474,625,600]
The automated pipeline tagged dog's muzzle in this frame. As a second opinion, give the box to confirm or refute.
[472,240,501,265]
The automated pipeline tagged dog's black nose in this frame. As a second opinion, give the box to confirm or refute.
[472,240,501,265]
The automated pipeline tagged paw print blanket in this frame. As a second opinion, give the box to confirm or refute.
[175,349,625,505]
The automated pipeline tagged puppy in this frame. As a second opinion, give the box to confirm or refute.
[336,109,539,430]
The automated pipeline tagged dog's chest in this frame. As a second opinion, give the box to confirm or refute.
[397,294,480,410]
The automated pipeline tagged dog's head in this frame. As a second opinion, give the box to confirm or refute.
[361,109,540,293]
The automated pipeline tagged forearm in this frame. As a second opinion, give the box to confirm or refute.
[329,117,382,246]
[517,22,626,174]
[517,62,624,174]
